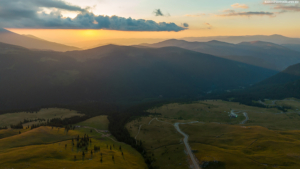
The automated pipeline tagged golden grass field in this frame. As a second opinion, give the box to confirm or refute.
[3,99,300,169]
[77,115,109,130]
[126,99,300,169]
[0,108,82,127]
[0,115,147,169]
[148,100,300,130]
[126,117,188,169]
[181,123,300,169]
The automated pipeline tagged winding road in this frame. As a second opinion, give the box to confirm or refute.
[147,118,201,169]
[135,124,143,144]
[258,100,277,106]
[240,112,249,124]
[174,122,201,169]
[135,112,250,169]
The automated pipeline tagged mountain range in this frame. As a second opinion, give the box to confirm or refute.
[139,39,300,71]
[0,42,276,110]
[181,34,300,45]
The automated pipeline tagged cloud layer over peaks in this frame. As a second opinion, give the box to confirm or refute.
[0,0,185,31]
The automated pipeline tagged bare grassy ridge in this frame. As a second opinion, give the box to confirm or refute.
[0,108,83,127]
[0,116,147,169]
[77,115,109,130]
[0,128,30,139]
[148,100,300,130]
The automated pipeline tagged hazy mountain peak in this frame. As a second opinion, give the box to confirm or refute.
[181,34,300,45]
[161,39,187,43]
[0,28,80,51]
[0,41,28,54]
[270,34,285,38]
[207,40,224,43]
[282,63,300,75]
[23,34,47,41]
[206,40,233,45]
[238,41,286,48]
[0,28,11,33]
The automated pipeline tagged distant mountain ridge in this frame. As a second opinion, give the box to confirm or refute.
[281,44,300,52]
[0,43,276,110]
[181,34,300,45]
[0,42,29,54]
[140,39,300,71]
[23,34,48,42]
[255,63,300,86]
[0,28,79,52]
[226,63,300,101]
[68,34,300,50]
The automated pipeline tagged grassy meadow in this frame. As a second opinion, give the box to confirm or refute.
[126,117,189,169]
[147,100,300,130]
[0,108,82,127]
[125,99,300,168]
[77,115,109,130]
[181,123,300,169]
[0,115,147,169]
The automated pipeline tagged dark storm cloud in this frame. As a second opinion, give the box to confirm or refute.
[0,0,85,19]
[153,9,164,16]
[32,0,86,11]
[182,23,189,27]
[0,0,185,31]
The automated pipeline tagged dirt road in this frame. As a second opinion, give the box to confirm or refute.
[240,112,249,124]
[174,122,201,169]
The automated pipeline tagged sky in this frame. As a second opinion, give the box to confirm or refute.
[1,0,300,45]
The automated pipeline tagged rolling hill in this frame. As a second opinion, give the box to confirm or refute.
[249,63,300,99]
[282,44,300,52]
[256,63,300,86]
[140,39,300,71]
[0,28,79,52]
[224,63,300,102]
[0,42,29,54]
[0,43,277,110]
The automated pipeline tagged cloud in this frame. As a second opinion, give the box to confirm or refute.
[273,4,300,12]
[231,3,249,9]
[153,9,170,17]
[33,0,87,12]
[184,13,206,17]
[0,0,185,31]
[217,10,275,17]
[204,23,212,29]
[153,9,164,16]
[182,23,189,27]
[263,2,300,14]
[223,9,235,13]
